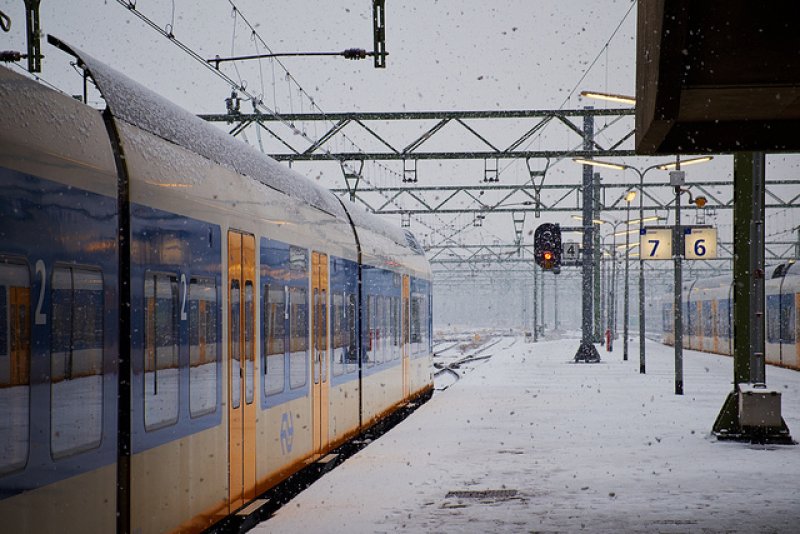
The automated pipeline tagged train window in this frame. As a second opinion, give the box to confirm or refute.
[0,261,30,474]
[346,292,357,372]
[662,304,672,333]
[289,287,308,389]
[264,284,286,396]
[421,294,430,355]
[332,291,346,377]
[389,297,400,360]
[230,279,241,408]
[702,302,713,337]
[718,300,731,339]
[319,288,327,378]
[374,296,384,365]
[766,295,780,343]
[188,278,217,418]
[50,266,103,458]
[383,296,391,362]
[366,295,375,367]
[144,273,179,430]
[244,281,255,404]
[410,294,423,351]
[781,294,795,343]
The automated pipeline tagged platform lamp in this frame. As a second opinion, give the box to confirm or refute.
[658,156,713,395]
[572,156,712,374]
[622,190,637,361]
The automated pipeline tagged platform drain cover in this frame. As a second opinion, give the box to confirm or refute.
[446,489,517,500]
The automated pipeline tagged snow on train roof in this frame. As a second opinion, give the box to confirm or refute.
[50,37,420,252]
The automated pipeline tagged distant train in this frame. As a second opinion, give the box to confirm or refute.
[654,261,800,370]
[0,39,432,533]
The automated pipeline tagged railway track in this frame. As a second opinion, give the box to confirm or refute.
[433,334,515,391]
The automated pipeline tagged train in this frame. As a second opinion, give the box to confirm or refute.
[654,261,800,370]
[0,38,433,533]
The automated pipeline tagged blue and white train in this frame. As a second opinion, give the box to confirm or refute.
[655,262,800,370]
[0,38,433,533]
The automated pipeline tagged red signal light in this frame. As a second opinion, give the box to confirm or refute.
[542,250,555,269]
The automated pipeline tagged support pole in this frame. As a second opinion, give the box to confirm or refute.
[539,265,545,336]
[24,0,42,73]
[638,171,646,374]
[624,199,631,361]
[593,172,602,342]
[574,108,600,362]
[611,239,618,349]
[372,0,387,68]
[533,264,538,342]
[712,153,792,443]
[553,272,559,331]
[673,164,684,396]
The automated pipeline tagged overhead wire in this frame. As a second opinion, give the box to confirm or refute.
[496,0,636,178]
[219,0,452,240]
[113,0,451,240]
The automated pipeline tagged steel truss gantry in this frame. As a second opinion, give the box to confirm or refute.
[199,107,799,268]
[198,108,636,162]
[328,180,800,216]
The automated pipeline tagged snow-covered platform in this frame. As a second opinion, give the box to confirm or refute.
[256,335,800,533]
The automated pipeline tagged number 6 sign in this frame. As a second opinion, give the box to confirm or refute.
[684,227,717,259]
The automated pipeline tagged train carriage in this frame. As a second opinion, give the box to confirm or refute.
[652,266,799,372]
[0,38,433,534]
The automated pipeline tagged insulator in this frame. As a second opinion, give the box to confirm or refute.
[0,50,23,62]
[342,48,367,60]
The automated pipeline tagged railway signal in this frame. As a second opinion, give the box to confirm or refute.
[534,223,561,271]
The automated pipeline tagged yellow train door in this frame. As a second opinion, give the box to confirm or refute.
[227,231,257,511]
[10,287,30,385]
[311,252,329,453]
[401,275,410,399]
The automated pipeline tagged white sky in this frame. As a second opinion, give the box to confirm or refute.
[2,1,798,257]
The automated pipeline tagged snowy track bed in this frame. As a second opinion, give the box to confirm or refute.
[258,335,800,533]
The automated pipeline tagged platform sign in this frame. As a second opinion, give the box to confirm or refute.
[684,227,717,259]
[562,241,579,261]
[640,227,672,260]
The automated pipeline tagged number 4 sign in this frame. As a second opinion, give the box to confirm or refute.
[563,241,579,261]
[684,227,717,259]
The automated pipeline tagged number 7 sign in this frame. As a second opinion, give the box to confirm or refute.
[639,228,672,260]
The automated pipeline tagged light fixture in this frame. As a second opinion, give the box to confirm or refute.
[657,156,714,170]
[571,215,608,225]
[580,90,636,106]
[625,190,637,203]
[613,229,639,237]
[629,215,662,225]
[572,158,627,171]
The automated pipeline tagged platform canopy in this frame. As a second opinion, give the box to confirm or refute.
[635,1,800,154]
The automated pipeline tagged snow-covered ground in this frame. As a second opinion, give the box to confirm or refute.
[256,334,800,533]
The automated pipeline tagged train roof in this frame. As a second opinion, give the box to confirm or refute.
[48,37,421,256]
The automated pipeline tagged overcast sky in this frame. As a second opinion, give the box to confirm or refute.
[3,1,798,252]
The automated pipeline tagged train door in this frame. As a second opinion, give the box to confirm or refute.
[401,275,410,398]
[9,286,30,385]
[227,231,257,511]
[311,252,329,453]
